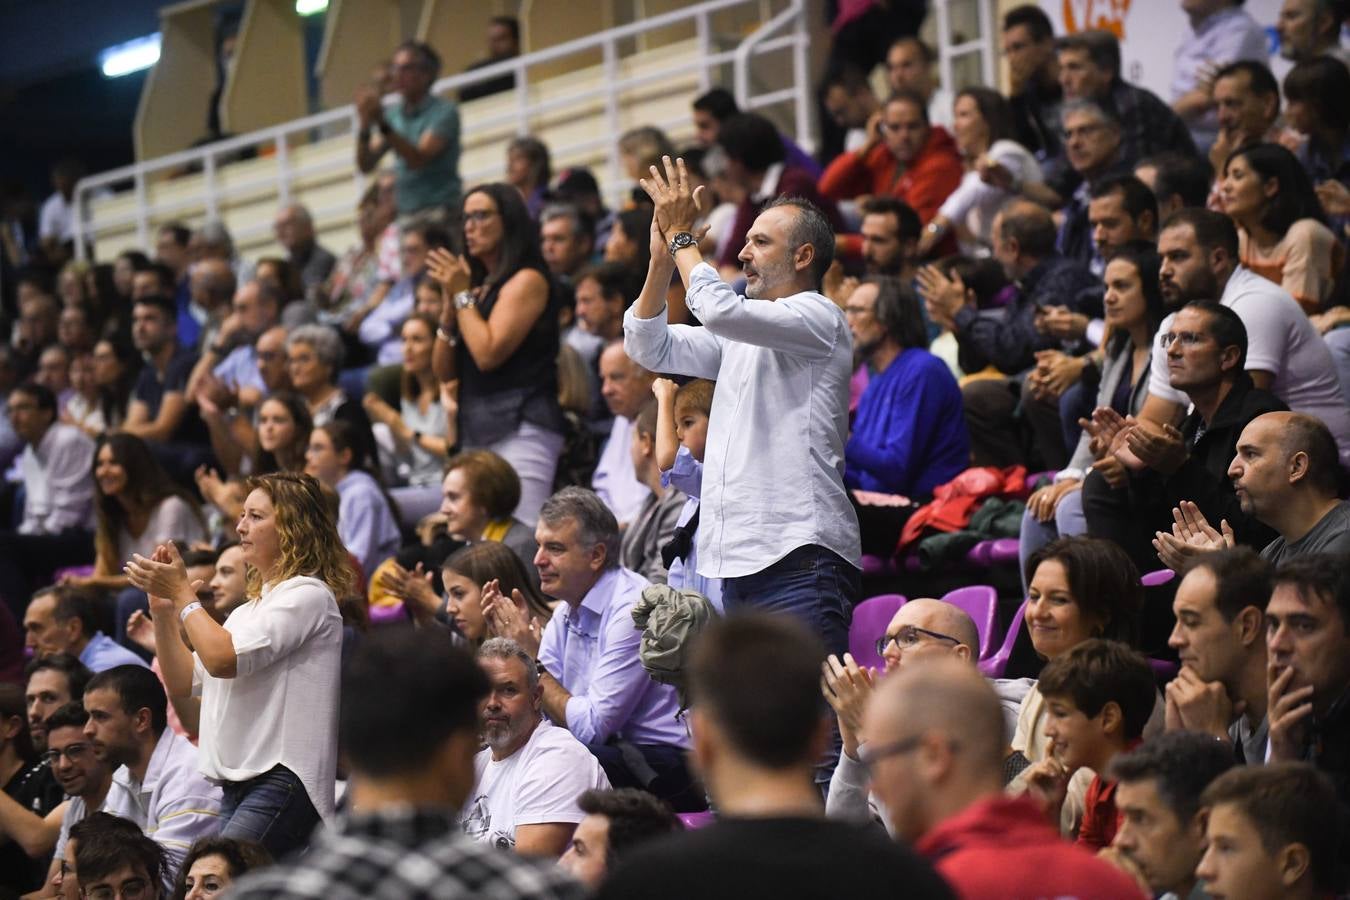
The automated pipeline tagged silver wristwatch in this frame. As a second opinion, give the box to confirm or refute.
[667,231,697,256]
[453,290,476,311]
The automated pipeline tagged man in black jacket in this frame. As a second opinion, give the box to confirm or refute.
[1082,301,1284,570]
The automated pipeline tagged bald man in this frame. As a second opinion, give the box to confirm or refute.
[823,599,1030,828]
[863,660,1143,898]
[1156,411,1350,570]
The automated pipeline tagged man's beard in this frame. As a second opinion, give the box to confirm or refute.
[745,258,793,299]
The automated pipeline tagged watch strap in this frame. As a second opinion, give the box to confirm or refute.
[667,231,696,256]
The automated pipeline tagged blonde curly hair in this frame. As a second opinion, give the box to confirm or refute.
[241,472,357,601]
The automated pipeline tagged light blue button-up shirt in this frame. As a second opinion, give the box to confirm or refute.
[80,632,150,672]
[537,566,688,748]
[624,262,860,578]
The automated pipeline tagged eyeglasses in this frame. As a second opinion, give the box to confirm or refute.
[83,877,149,900]
[1061,123,1106,141]
[1157,330,1209,349]
[844,305,873,317]
[875,625,962,656]
[857,735,924,775]
[44,743,91,765]
[464,210,498,225]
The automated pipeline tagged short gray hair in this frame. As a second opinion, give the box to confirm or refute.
[195,220,235,256]
[287,323,345,374]
[479,637,538,693]
[1060,98,1121,132]
[539,203,583,237]
[764,196,836,289]
[539,487,620,570]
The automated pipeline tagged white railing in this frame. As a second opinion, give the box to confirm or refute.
[73,0,809,260]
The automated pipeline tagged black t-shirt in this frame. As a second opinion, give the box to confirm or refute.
[595,816,953,900]
[1,760,62,896]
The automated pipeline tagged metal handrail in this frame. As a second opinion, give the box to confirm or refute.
[74,0,811,259]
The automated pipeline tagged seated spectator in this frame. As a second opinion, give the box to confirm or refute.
[540,204,597,305]
[1197,763,1342,900]
[305,420,402,578]
[57,303,97,357]
[460,639,608,855]
[1054,30,1196,190]
[196,390,313,523]
[112,249,153,306]
[286,324,377,467]
[1165,548,1272,762]
[62,351,106,438]
[199,323,292,479]
[354,41,461,221]
[272,204,335,298]
[24,587,148,671]
[1282,57,1350,205]
[189,222,254,304]
[310,180,395,330]
[0,700,109,895]
[407,540,551,639]
[184,260,237,357]
[171,837,272,900]
[572,263,639,397]
[123,294,210,476]
[1084,302,1285,568]
[490,488,695,810]
[428,184,567,525]
[1159,413,1350,569]
[0,382,96,620]
[72,811,167,900]
[594,615,951,900]
[225,628,580,900]
[436,450,539,578]
[506,137,551,220]
[1140,209,1350,464]
[690,87,819,177]
[90,337,141,434]
[1021,639,1156,850]
[459,15,519,102]
[1056,101,1133,270]
[353,222,451,369]
[363,313,452,525]
[1207,61,1284,195]
[856,196,921,280]
[83,666,223,884]
[1266,555,1350,807]
[919,201,1097,468]
[1002,5,1064,171]
[650,378,720,610]
[591,342,653,526]
[885,36,943,125]
[1009,538,1150,837]
[24,654,92,754]
[1276,0,1350,66]
[1221,143,1341,312]
[714,112,844,271]
[188,279,285,407]
[558,788,681,890]
[618,400,685,584]
[863,659,1145,899]
[34,344,72,409]
[1102,731,1237,897]
[1020,244,1164,574]
[919,87,1045,257]
[1169,0,1268,153]
[844,276,967,499]
[14,282,60,376]
[819,90,962,246]
[820,66,880,153]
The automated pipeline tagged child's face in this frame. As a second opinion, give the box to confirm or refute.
[1196,803,1291,900]
[676,408,709,462]
[1041,694,1110,772]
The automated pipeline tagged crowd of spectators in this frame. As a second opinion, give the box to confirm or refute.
[1,3,1349,898]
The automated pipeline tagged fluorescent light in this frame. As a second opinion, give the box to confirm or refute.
[296,0,328,14]
[100,33,162,78]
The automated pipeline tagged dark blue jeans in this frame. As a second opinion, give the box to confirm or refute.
[220,765,320,860]
[722,544,859,658]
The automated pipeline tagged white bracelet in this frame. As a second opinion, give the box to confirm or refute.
[179,601,204,624]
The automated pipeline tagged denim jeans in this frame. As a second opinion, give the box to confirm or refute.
[722,544,859,658]
[220,765,320,860]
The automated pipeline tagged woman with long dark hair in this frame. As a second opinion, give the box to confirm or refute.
[1019,243,1166,578]
[90,336,140,430]
[1221,142,1340,312]
[429,183,565,524]
[126,472,354,859]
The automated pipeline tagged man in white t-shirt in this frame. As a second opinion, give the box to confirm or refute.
[1133,208,1350,466]
[459,639,608,857]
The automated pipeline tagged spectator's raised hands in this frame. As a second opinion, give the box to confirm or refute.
[640,156,706,236]
[378,561,439,623]
[125,610,157,655]
[821,653,877,760]
[125,542,202,612]
[915,265,968,330]
[1124,420,1187,474]
[1034,306,1088,341]
[1152,501,1234,571]
[482,578,543,656]
[426,247,472,298]
[1315,180,1350,218]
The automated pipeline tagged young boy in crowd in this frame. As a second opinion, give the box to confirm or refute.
[1023,639,1157,850]
[620,399,687,583]
[651,378,720,610]
[1195,763,1340,900]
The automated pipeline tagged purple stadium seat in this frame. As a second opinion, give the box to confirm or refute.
[1141,569,1176,588]
[678,811,715,829]
[369,601,408,626]
[848,594,906,669]
[1149,658,1180,682]
[978,598,1027,679]
[860,554,898,576]
[941,585,998,660]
